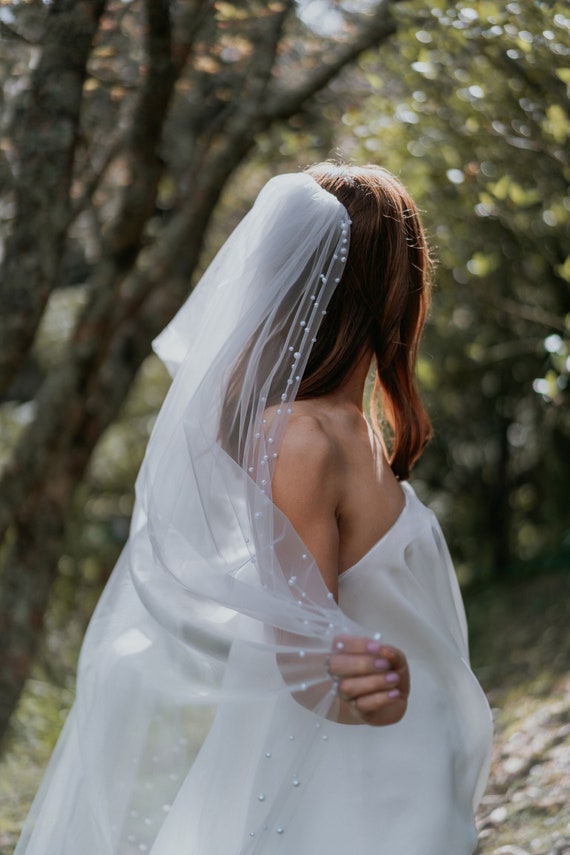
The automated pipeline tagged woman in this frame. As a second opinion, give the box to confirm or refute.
[16,164,493,854]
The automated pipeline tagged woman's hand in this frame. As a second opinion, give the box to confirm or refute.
[327,635,410,726]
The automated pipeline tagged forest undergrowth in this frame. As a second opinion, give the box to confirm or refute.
[0,570,568,854]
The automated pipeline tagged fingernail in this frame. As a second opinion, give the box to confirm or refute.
[335,641,345,650]
[388,689,400,699]
[385,672,399,684]
[374,658,390,670]
[366,641,380,653]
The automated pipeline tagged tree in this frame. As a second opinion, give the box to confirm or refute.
[0,0,409,748]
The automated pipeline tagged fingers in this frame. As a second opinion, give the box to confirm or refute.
[328,635,407,680]
[329,652,390,678]
[331,635,383,655]
[337,672,401,702]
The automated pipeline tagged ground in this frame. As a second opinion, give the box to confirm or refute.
[1,570,568,854]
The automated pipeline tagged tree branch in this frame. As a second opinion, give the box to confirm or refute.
[263,0,398,122]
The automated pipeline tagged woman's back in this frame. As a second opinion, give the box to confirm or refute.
[270,346,407,594]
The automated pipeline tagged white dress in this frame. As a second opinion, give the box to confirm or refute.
[141,483,494,855]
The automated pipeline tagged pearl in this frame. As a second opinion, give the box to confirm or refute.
[265,751,272,758]
[326,592,334,600]
[255,432,261,439]
[276,408,282,414]
[301,553,307,560]
[288,346,294,351]
[300,321,306,327]
[287,407,293,414]
[262,418,267,424]
[261,479,267,486]
[300,682,307,691]
[335,641,345,650]
[373,631,382,641]
[321,310,327,315]
[321,734,329,741]
[295,375,301,381]
[281,394,287,401]
[299,649,305,657]
[315,722,321,729]
[258,793,266,802]
[248,466,254,473]
[289,734,295,741]
[255,512,262,519]
[335,277,340,283]
[162,805,171,813]
[288,576,296,585]
[250,831,256,837]
[267,437,274,444]
[292,778,300,787]
[276,827,284,834]
[272,452,278,458]
[294,351,300,359]
[311,338,317,343]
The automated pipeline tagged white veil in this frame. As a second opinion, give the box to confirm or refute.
[16,173,367,854]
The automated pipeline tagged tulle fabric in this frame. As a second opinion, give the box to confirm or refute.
[15,174,492,855]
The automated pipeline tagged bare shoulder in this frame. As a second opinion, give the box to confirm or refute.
[277,412,338,471]
[271,410,342,589]
[273,412,339,515]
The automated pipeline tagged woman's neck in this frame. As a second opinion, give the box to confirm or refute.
[321,348,373,412]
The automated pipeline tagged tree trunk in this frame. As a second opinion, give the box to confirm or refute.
[0,0,107,397]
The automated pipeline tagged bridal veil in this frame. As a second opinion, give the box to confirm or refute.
[16,173,369,853]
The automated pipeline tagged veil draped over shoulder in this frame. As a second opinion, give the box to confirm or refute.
[16,174,366,854]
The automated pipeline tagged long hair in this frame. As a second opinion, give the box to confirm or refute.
[301,163,432,480]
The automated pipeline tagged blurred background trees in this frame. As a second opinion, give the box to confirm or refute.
[0,0,568,836]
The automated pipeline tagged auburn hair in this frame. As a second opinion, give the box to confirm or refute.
[301,163,432,480]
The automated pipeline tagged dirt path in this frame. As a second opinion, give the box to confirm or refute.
[467,573,570,854]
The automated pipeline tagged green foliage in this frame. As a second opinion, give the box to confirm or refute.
[339,0,570,576]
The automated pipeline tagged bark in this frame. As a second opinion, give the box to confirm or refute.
[0,0,403,748]
[0,0,107,398]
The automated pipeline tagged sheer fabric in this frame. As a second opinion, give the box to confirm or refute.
[15,174,492,855]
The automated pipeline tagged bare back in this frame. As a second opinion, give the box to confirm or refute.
[271,394,405,598]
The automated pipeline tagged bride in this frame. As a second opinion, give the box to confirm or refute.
[16,163,493,854]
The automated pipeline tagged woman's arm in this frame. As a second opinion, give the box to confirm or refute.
[272,415,409,726]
